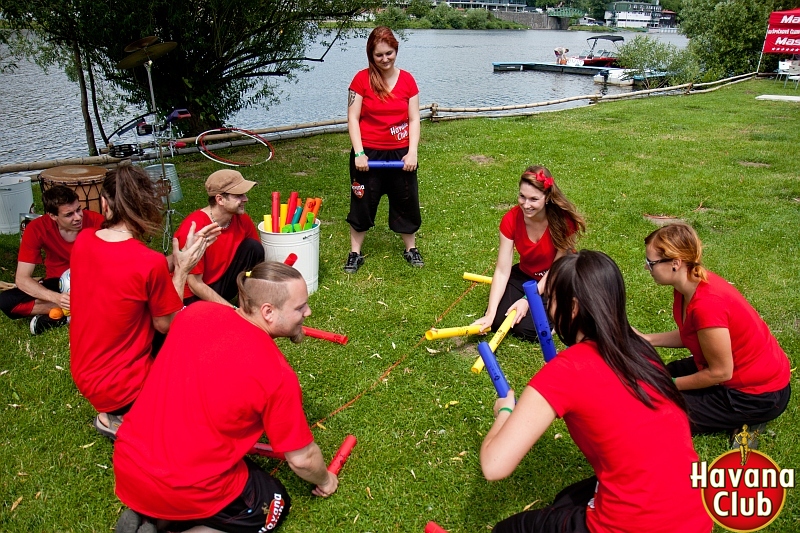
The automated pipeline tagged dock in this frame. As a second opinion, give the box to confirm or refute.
[493,62,611,75]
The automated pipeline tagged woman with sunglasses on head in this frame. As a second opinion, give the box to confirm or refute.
[472,165,585,341]
[640,223,790,437]
[481,251,710,533]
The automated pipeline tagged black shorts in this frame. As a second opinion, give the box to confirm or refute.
[346,147,421,235]
[493,476,594,533]
[168,458,291,533]
[668,357,792,435]
[0,278,60,319]
[490,264,543,343]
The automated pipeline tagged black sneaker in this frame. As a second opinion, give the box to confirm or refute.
[30,314,68,335]
[115,508,156,533]
[344,252,365,273]
[403,247,424,267]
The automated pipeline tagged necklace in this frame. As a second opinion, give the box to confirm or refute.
[208,209,231,230]
[107,227,132,234]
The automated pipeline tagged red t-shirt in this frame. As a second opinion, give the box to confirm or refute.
[114,303,314,520]
[174,210,260,298]
[18,210,104,279]
[674,271,790,395]
[530,341,711,533]
[349,68,419,150]
[69,230,182,412]
[499,206,574,279]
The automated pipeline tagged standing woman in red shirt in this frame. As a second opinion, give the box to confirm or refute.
[472,166,584,341]
[344,26,422,273]
[70,165,215,440]
[481,251,710,533]
[640,223,791,437]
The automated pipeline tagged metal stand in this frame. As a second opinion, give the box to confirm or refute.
[143,60,179,252]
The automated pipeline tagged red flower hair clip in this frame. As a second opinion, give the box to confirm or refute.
[525,169,554,190]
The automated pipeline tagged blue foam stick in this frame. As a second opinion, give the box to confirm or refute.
[368,160,405,169]
[477,341,510,398]
[522,280,557,362]
[290,205,303,225]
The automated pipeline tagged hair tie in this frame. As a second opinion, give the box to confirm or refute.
[524,169,554,190]
[245,271,252,277]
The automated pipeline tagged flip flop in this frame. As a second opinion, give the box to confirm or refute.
[94,413,123,442]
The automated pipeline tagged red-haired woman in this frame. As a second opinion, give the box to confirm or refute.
[641,223,790,438]
[472,166,585,341]
[344,26,422,273]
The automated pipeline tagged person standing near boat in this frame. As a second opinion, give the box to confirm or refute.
[472,166,585,341]
[344,26,422,273]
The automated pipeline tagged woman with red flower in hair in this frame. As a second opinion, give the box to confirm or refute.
[472,165,585,341]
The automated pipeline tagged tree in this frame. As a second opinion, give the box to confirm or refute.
[465,9,489,30]
[680,0,794,80]
[407,0,432,19]
[1,0,380,140]
[375,6,410,29]
[617,35,700,89]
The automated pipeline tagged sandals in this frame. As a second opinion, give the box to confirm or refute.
[93,413,124,442]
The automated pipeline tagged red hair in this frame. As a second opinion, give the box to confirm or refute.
[366,26,399,101]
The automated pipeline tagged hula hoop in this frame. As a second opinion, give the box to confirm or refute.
[195,127,275,167]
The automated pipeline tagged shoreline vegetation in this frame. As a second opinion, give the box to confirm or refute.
[0,79,798,532]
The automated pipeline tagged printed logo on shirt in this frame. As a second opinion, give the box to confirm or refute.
[389,121,409,142]
[352,182,365,199]
[260,493,285,532]
[691,432,794,532]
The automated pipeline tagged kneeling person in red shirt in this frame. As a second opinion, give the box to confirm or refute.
[113,262,337,533]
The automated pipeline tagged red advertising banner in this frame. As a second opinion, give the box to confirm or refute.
[763,8,800,54]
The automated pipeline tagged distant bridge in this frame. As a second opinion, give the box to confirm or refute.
[547,7,584,17]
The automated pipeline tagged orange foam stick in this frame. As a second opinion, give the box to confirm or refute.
[327,434,357,474]
[297,198,316,231]
[310,197,322,222]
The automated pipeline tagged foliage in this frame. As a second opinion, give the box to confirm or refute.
[465,9,489,30]
[0,0,380,133]
[1,79,799,532]
[680,0,794,80]
[407,0,433,19]
[375,6,411,29]
[617,35,701,88]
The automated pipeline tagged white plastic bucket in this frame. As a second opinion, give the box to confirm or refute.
[0,174,35,235]
[258,221,320,295]
[143,163,183,204]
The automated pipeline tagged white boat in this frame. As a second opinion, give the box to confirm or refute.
[593,68,634,86]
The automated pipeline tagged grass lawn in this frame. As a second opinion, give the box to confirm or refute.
[1,78,798,532]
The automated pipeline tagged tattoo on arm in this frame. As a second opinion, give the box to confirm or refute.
[348,90,356,108]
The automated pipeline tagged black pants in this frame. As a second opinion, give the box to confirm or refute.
[493,476,594,533]
[490,264,542,342]
[0,278,60,319]
[668,357,792,435]
[184,239,264,305]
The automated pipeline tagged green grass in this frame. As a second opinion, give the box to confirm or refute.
[1,79,799,532]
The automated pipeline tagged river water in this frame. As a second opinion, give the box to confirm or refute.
[0,29,687,165]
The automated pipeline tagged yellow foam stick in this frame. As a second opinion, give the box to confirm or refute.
[471,309,517,374]
[280,204,288,227]
[463,272,492,284]
[425,324,489,341]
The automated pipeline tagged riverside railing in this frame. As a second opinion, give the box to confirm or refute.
[0,73,758,175]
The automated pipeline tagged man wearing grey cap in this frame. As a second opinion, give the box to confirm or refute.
[174,169,265,306]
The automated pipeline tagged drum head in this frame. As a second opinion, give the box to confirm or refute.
[40,165,107,182]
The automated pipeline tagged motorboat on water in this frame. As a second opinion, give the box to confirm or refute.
[566,35,624,67]
[593,68,633,86]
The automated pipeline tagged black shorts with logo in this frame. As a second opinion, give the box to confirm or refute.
[346,147,421,235]
[168,457,291,533]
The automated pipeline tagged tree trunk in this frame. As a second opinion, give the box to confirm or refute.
[87,61,108,146]
[72,41,98,156]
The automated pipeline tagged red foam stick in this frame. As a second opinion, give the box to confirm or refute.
[286,192,299,227]
[271,192,280,233]
[173,142,187,148]
[424,522,448,533]
[249,442,285,460]
[302,326,348,345]
[327,434,357,474]
[284,253,298,266]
